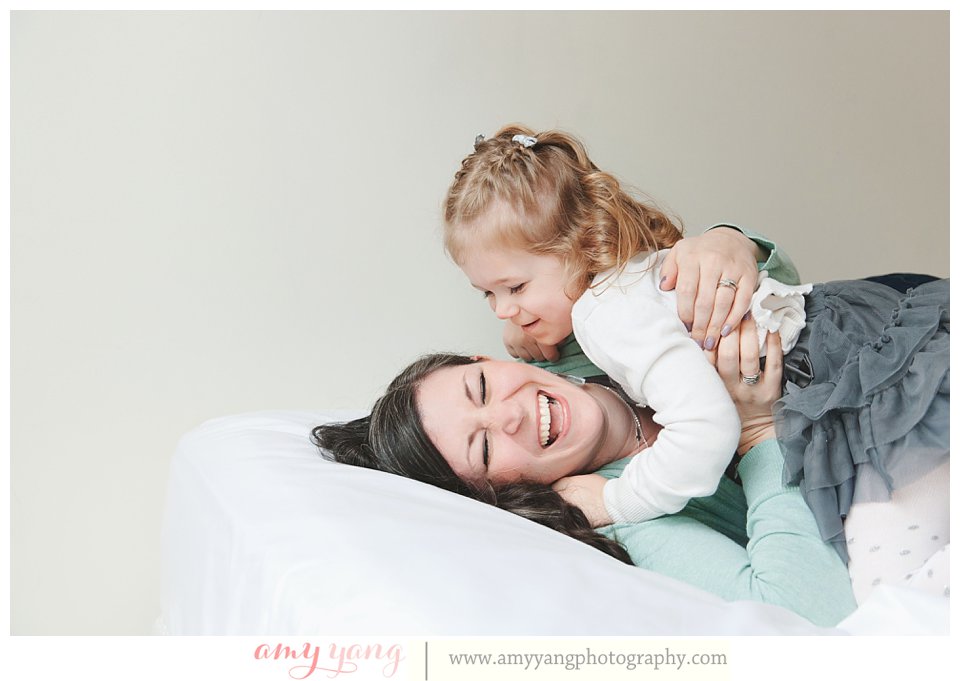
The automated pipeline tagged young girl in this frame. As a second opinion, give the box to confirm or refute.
[441,125,949,590]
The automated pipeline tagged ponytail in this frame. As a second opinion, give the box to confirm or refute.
[444,124,684,297]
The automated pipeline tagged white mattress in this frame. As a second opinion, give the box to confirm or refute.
[158,410,945,635]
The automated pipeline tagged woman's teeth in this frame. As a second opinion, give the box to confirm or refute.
[538,393,558,447]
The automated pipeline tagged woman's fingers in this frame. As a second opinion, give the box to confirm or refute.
[658,246,680,291]
[738,316,761,382]
[714,320,782,454]
[717,271,757,341]
[715,321,742,390]
[669,264,699,332]
[763,326,784,386]
[716,316,774,398]
[692,264,724,347]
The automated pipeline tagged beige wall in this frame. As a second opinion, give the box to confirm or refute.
[10,11,948,634]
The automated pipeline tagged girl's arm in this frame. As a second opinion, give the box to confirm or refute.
[568,257,742,524]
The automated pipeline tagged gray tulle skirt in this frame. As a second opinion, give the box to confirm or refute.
[775,278,950,564]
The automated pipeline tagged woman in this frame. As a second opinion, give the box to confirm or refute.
[313,319,859,627]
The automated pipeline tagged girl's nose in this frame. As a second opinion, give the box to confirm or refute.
[494,298,519,320]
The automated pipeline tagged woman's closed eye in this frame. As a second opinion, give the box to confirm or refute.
[508,283,526,295]
[479,370,490,467]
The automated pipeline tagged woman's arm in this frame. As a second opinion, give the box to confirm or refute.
[602,438,856,627]
[599,323,857,626]
[712,321,855,623]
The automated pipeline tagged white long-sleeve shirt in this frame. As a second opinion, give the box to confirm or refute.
[572,250,742,523]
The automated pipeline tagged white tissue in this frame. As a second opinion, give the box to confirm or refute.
[751,271,813,356]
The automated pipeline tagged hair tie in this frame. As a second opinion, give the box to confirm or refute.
[512,134,537,148]
[474,134,485,150]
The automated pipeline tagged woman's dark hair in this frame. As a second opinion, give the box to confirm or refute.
[311,353,633,565]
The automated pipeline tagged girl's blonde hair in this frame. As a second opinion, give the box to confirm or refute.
[443,124,684,296]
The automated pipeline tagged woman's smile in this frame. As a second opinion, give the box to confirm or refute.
[537,390,569,448]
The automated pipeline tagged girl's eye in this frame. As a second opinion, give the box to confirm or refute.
[481,291,492,299]
[509,283,526,295]
[482,434,489,467]
[479,371,487,404]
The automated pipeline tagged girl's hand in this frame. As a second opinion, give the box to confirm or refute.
[552,473,612,527]
[709,317,783,456]
[503,320,560,363]
[659,227,760,351]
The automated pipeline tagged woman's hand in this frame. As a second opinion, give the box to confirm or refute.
[552,473,613,527]
[659,227,761,351]
[502,320,560,362]
[708,317,783,455]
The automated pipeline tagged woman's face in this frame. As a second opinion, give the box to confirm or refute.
[416,359,619,486]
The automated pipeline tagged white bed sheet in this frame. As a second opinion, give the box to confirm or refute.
[158,410,945,636]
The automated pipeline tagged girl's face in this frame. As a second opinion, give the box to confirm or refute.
[416,360,639,487]
[459,245,576,346]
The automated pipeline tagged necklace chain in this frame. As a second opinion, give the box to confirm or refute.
[593,383,648,450]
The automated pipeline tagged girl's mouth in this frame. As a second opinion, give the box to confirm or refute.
[537,391,564,448]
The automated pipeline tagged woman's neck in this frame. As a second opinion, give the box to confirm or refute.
[582,383,644,470]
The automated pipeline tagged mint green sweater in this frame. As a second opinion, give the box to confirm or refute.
[597,441,857,627]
